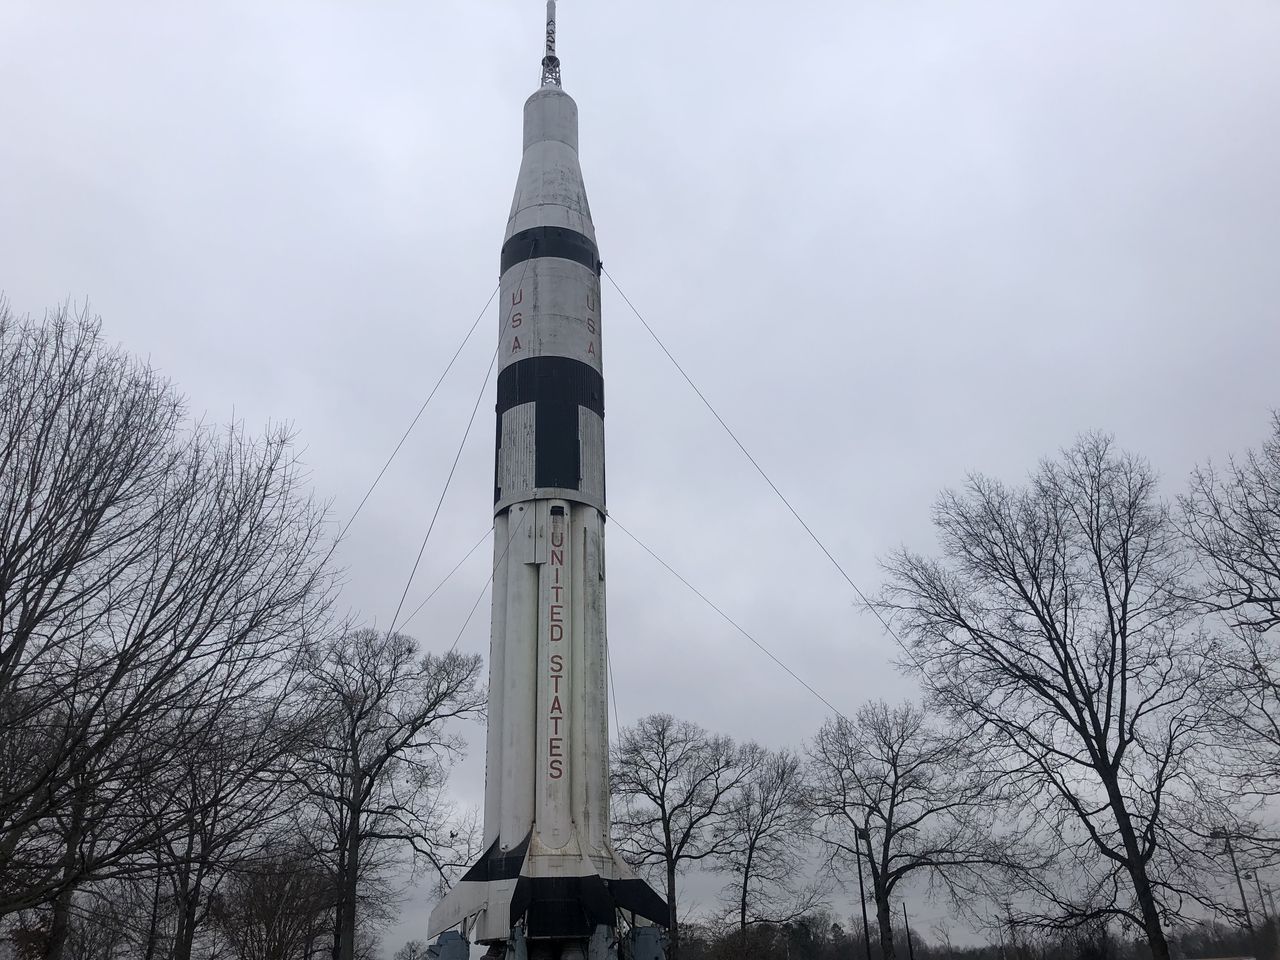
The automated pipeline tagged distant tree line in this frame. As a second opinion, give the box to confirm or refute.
[393,915,1272,960]
[667,912,1276,960]
[0,304,484,960]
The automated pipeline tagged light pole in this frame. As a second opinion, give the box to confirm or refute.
[859,825,889,960]
[1247,869,1278,953]
[1211,829,1255,934]
[1247,871,1268,923]
[854,827,873,960]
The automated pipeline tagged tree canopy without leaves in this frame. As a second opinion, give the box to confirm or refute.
[1185,413,1280,634]
[612,713,753,960]
[714,747,821,944]
[208,847,334,960]
[808,701,1021,960]
[1185,414,1280,803]
[0,304,332,943]
[881,435,1223,960]
[148,696,310,960]
[293,627,484,960]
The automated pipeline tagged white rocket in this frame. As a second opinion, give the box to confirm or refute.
[427,6,667,958]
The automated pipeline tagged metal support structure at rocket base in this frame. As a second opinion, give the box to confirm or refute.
[427,6,668,959]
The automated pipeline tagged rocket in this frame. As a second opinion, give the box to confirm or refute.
[427,5,668,958]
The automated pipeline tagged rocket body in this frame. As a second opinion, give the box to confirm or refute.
[487,85,609,863]
[428,77,666,952]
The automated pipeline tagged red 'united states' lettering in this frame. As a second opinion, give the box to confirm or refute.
[547,516,567,781]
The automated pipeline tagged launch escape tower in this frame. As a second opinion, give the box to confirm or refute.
[427,5,668,959]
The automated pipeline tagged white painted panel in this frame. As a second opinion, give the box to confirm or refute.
[471,878,519,943]
[578,409,605,505]
[510,502,536,565]
[483,512,510,848]
[497,403,536,503]
[500,533,538,848]
[499,259,601,375]
[579,508,609,853]
[533,500,549,565]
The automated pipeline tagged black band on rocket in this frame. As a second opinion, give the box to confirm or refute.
[496,356,603,418]
[495,357,604,498]
[501,226,599,274]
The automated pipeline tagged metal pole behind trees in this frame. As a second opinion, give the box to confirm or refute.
[855,828,872,960]
[860,829,880,960]
[1224,834,1256,933]
[902,902,916,960]
[855,849,875,960]
[1252,872,1277,960]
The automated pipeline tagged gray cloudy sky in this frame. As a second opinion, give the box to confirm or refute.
[4,0,1280,947]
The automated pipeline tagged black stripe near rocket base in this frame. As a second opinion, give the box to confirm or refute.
[459,833,529,883]
[494,356,604,500]
[508,873,670,937]
[501,226,599,275]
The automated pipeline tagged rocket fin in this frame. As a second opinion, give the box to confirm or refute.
[427,835,530,939]
[601,848,669,928]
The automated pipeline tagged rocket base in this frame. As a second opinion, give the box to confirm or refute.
[428,832,667,946]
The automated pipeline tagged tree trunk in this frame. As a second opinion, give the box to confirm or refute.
[43,888,73,960]
[1103,771,1170,960]
[1129,864,1171,960]
[875,889,896,960]
[337,804,360,960]
[172,875,201,960]
[331,836,346,960]
[666,858,679,960]
[170,827,203,960]
[143,868,164,960]
[43,786,88,960]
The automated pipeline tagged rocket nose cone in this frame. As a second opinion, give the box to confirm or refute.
[523,86,579,153]
[505,85,593,244]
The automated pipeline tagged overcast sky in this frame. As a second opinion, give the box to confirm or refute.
[3,0,1280,949]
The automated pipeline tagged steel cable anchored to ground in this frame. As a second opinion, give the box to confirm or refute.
[610,514,851,724]
[386,251,537,638]
[338,280,499,544]
[603,266,915,658]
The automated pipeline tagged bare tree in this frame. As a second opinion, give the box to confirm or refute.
[294,628,484,960]
[1184,414,1280,796]
[46,880,153,960]
[808,701,1022,960]
[149,695,311,960]
[0,305,333,955]
[611,713,751,960]
[881,434,1223,960]
[392,940,430,960]
[208,847,334,960]
[1184,413,1280,633]
[714,747,821,949]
